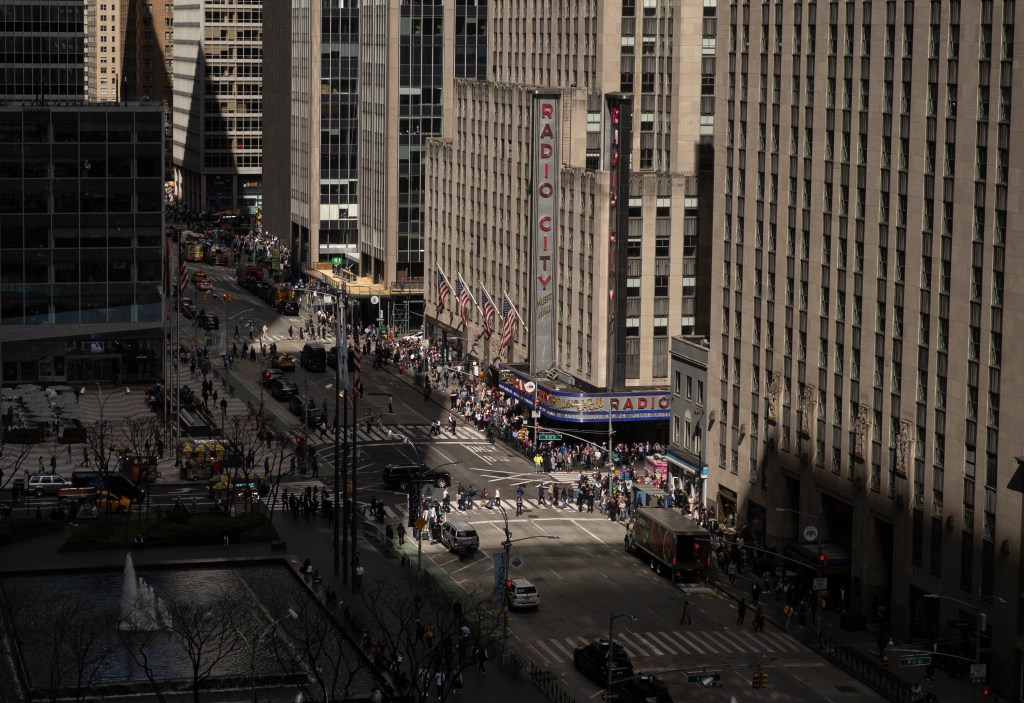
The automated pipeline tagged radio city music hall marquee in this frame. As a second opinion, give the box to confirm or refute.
[530,93,560,374]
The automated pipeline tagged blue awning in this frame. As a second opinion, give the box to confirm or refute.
[666,451,702,476]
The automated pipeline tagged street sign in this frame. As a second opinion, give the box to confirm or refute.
[524,381,536,393]
[538,433,562,441]
[812,577,827,591]
[686,672,721,684]
[331,256,342,265]
[370,295,380,305]
[948,619,972,628]
[414,517,427,530]
[510,554,524,569]
[803,525,819,542]
[899,656,931,667]
[205,337,213,348]
[970,663,987,682]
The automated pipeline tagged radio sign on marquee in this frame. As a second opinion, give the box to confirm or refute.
[530,93,560,375]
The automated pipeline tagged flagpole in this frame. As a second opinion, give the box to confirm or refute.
[458,273,483,314]
[333,297,342,578]
[481,282,497,372]
[339,294,349,584]
[349,323,359,593]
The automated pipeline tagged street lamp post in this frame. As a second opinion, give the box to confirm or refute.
[608,612,637,696]
[240,608,298,703]
[492,502,560,659]
[388,430,426,574]
[924,593,983,665]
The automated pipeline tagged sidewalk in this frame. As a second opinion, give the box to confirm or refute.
[709,566,978,702]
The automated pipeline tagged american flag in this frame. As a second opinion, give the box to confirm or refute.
[350,337,364,400]
[178,252,188,298]
[456,277,470,329]
[436,271,450,315]
[481,288,495,340]
[499,293,517,353]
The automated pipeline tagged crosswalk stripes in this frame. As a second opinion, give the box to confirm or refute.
[354,422,490,444]
[525,627,805,667]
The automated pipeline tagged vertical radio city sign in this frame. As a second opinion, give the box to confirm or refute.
[530,92,560,374]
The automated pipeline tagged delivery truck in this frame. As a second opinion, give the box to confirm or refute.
[626,507,709,582]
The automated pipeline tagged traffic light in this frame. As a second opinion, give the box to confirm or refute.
[980,685,992,697]
[518,428,527,441]
[751,670,762,688]
[759,669,767,687]
[818,546,826,566]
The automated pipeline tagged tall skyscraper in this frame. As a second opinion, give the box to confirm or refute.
[0,104,166,384]
[263,0,360,270]
[709,0,1023,692]
[422,0,716,440]
[172,0,262,212]
[358,1,487,288]
[0,0,85,102]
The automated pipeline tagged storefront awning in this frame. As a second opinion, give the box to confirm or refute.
[666,451,705,477]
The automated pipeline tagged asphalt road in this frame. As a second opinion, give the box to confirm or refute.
[157,259,889,702]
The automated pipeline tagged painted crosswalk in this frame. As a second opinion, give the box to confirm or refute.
[353,422,491,444]
[526,627,806,667]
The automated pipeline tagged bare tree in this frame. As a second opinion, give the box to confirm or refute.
[11,594,118,703]
[117,625,169,703]
[0,435,32,492]
[358,575,503,701]
[268,598,370,702]
[162,589,248,703]
[81,419,118,475]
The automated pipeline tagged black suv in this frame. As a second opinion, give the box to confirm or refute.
[573,639,633,688]
[269,377,299,400]
[199,313,220,330]
[382,464,451,490]
[612,673,673,703]
[277,300,299,315]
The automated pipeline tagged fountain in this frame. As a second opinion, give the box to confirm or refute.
[119,553,172,631]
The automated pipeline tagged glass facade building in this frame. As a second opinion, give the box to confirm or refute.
[0,0,85,101]
[0,105,165,384]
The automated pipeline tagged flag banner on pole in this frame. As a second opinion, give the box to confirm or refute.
[436,271,450,315]
[456,277,470,329]
[499,293,517,353]
[178,251,188,298]
[481,288,495,340]
[350,332,364,400]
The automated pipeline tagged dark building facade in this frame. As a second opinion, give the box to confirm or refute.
[0,105,165,384]
[0,0,85,102]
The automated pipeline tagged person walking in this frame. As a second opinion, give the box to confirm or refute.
[727,560,737,585]
[753,605,765,632]
[388,395,393,414]
[678,600,692,625]
[737,598,748,625]
[288,325,294,339]
[474,643,488,673]
[516,494,524,517]
[751,580,761,604]
[354,564,365,592]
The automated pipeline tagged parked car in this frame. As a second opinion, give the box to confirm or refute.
[382,464,450,490]
[269,378,299,400]
[505,577,540,610]
[26,473,72,496]
[181,304,199,321]
[262,368,285,387]
[270,352,297,371]
[198,313,220,331]
[573,639,633,688]
[612,673,673,703]
[288,394,315,417]
[277,300,299,315]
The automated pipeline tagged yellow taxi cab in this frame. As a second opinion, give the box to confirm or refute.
[271,352,297,371]
[95,490,133,515]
